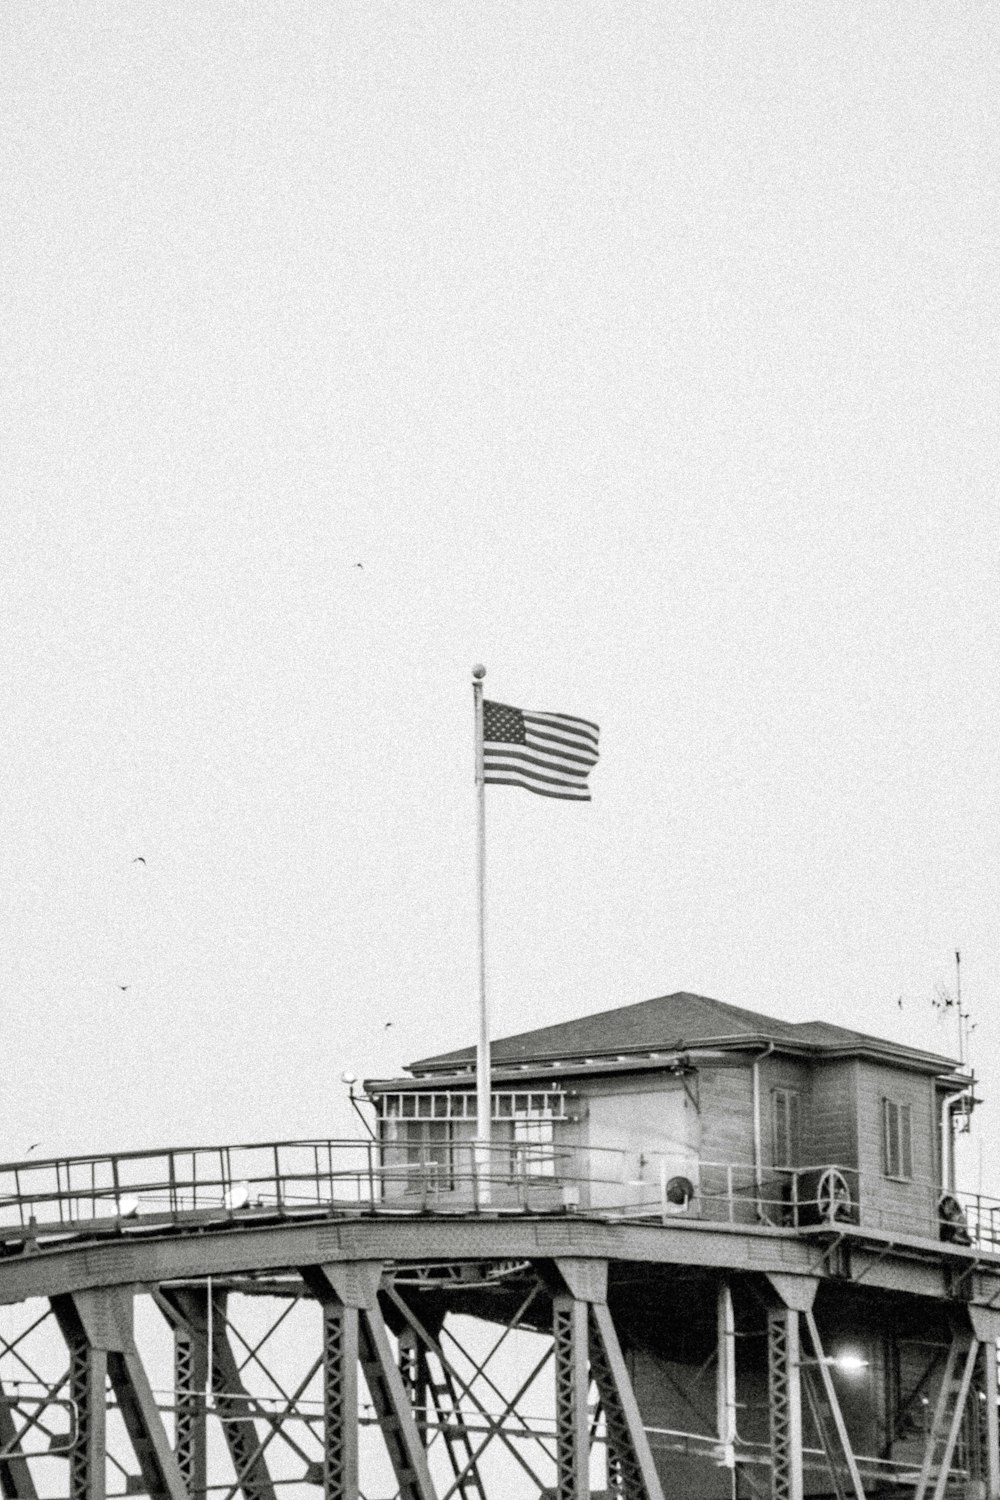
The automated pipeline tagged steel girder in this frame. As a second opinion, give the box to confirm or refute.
[0,1246,996,1500]
[553,1259,664,1500]
[51,1289,188,1500]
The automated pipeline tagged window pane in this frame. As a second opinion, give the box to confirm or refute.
[900,1105,913,1179]
[772,1089,799,1169]
[884,1100,899,1177]
[791,1099,800,1163]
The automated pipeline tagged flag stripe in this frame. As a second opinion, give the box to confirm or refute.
[484,753,589,783]
[521,726,599,761]
[522,709,600,735]
[524,708,602,744]
[485,775,591,801]
[492,740,596,772]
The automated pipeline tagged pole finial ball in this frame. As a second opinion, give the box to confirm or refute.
[472,664,486,679]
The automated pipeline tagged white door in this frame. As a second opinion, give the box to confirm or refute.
[585,1088,700,1211]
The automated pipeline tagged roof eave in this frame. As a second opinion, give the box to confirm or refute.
[406,1033,959,1080]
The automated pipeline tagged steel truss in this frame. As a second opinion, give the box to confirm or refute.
[0,1258,996,1500]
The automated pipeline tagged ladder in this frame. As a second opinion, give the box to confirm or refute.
[424,1355,488,1500]
[913,1333,980,1500]
[396,1327,486,1500]
[800,1310,867,1500]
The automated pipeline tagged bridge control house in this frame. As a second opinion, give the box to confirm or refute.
[0,989,995,1500]
[367,990,974,1239]
[368,991,991,1499]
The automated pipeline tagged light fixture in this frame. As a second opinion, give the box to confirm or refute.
[829,1351,868,1373]
[799,1352,869,1374]
[341,1071,357,1086]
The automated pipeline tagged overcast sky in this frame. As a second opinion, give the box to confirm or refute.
[1,3,996,1189]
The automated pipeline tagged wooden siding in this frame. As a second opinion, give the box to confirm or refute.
[697,1064,755,1167]
[758,1055,811,1170]
[807,1059,859,1169]
[854,1061,938,1237]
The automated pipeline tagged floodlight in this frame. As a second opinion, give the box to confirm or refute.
[117,1195,140,1219]
[342,1071,357,1086]
[830,1351,868,1373]
[224,1182,250,1211]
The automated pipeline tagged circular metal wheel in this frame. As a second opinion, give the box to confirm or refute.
[815,1167,853,1222]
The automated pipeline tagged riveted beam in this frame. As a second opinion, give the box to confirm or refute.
[970,1310,1000,1500]
[51,1296,108,1500]
[160,1287,277,1500]
[587,1302,664,1500]
[0,1218,993,1309]
[307,1263,437,1500]
[767,1305,803,1500]
[322,1296,359,1500]
[153,1290,208,1499]
[553,1294,590,1500]
[55,1288,188,1500]
[0,1376,38,1500]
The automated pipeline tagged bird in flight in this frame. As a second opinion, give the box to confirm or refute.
[383,1021,393,1029]
[25,1143,41,1154]
[354,563,364,569]
[119,985,130,992]
[132,856,146,864]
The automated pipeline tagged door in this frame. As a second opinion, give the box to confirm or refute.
[585,1087,700,1211]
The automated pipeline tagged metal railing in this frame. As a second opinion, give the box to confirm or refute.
[0,1138,995,1253]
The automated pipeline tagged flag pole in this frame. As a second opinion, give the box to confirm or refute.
[472,664,491,1205]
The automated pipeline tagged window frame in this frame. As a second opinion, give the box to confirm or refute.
[771,1087,801,1169]
[882,1098,913,1181]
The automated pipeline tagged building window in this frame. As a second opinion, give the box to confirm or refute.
[771,1089,801,1168]
[378,1090,567,1122]
[511,1111,556,1176]
[883,1100,913,1180]
[395,1121,455,1186]
[377,1091,565,1188]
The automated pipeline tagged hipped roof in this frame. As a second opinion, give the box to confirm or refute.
[404,991,960,1079]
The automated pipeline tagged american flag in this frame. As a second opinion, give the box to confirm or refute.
[482,700,600,801]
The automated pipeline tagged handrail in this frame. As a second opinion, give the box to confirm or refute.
[0,1137,995,1253]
